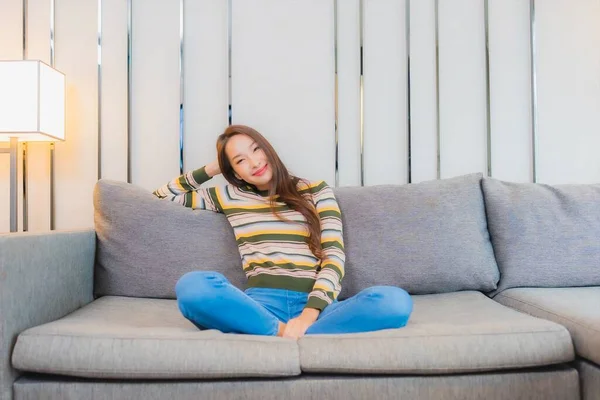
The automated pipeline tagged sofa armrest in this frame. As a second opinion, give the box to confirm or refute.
[0,229,95,400]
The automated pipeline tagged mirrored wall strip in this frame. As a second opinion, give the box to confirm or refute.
[9,138,18,232]
[23,0,28,231]
[50,0,55,65]
[334,0,339,187]
[405,0,412,184]
[50,0,55,230]
[359,0,364,186]
[50,143,55,229]
[179,0,184,174]
[127,0,132,183]
[529,0,538,183]
[228,0,232,126]
[434,0,441,179]
[98,0,102,180]
[22,143,28,231]
[484,0,491,177]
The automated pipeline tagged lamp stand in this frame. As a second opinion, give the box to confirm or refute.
[0,137,18,232]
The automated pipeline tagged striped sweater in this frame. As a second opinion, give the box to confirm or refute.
[153,166,345,311]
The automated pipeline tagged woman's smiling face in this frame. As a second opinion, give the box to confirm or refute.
[226,133,273,190]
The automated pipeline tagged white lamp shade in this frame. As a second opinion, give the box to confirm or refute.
[0,60,65,142]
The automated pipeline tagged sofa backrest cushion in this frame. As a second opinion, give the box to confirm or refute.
[94,173,499,299]
[94,180,245,298]
[335,173,499,297]
[482,177,600,294]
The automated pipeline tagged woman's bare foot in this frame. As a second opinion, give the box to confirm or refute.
[277,322,286,337]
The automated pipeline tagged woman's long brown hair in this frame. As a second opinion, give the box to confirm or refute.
[216,125,324,260]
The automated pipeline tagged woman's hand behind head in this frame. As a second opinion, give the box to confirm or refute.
[206,159,221,178]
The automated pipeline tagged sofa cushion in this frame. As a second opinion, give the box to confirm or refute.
[482,177,600,293]
[495,287,600,365]
[11,296,300,379]
[298,291,573,374]
[335,173,499,297]
[94,180,245,298]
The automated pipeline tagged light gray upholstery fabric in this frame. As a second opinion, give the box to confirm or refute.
[482,177,600,293]
[494,287,600,365]
[94,179,245,298]
[577,359,600,400]
[299,291,573,374]
[0,230,95,400]
[13,367,579,400]
[333,173,499,297]
[11,296,300,379]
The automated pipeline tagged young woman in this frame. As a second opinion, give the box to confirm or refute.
[153,125,413,339]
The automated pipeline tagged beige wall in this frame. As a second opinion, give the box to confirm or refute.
[1,0,600,233]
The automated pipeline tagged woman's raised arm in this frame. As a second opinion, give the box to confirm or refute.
[152,160,223,212]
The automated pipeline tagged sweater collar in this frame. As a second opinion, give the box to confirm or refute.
[241,184,274,198]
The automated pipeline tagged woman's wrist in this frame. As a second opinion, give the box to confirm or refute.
[300,307,320,323]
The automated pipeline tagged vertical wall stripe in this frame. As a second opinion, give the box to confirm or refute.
[529,0,538,183]
[434,0,440,179]
[179,0,184,174]
[23,0,28,58]
[359,0,364,186]
[23,0,28,231]
[49,0,55,230]
[97,0,102,180]
[406,0,412,184]
[334,0,339,187]
[484,0,491,177]
[126,0,131,183]
[228,0,232,125]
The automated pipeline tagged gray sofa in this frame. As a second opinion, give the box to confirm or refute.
[1,173,598,400]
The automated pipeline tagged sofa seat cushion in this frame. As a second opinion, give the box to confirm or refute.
[495,287,600,365]
[298,292,574,374]
[11,296,301,379]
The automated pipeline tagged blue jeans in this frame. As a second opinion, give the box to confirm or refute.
[175,271,413,336]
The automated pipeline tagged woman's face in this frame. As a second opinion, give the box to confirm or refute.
[226,134,273,190]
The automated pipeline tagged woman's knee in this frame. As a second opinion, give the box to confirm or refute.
[175,271,227,301]
[362,286,413,324]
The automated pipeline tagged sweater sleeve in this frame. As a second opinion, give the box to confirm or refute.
[305,181,345,312]
[152,166,222,212]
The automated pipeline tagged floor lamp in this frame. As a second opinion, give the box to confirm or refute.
[0,60,65,233]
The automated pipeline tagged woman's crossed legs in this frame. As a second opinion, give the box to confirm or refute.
[175,271,413,336]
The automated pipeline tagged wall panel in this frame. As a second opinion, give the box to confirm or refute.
[336,0,361,187]
[100,0,128,182]
[183,0,229,187]
[0,0,24,233]
[26,0,52,232]
[438,0,488,179]
[536,0,600,184]
[488,0,532,183]
[54,0,98,229]
[363,0,408,185]
[130,0,180,190]
[409,0,438,183]
[231,0,335,184]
